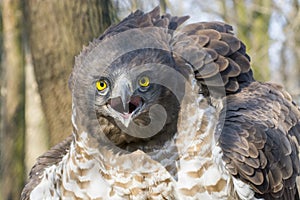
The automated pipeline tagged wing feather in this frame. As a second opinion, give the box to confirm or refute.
[177,21,254,96]
[171,22,290,198]
[219,82,300,199]
[21,135,73,200]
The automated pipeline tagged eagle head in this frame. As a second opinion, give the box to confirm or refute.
[93,49,186,151]
[68,11,195,153]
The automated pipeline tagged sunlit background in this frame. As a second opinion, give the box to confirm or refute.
[0,0,299,199]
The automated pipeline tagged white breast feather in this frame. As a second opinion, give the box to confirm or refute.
[30,77,258,199]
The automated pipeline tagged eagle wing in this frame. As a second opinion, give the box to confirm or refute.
[177,21,300,199]
[176,21,254,97]
[219,82,300,199]
[21,135,73,200]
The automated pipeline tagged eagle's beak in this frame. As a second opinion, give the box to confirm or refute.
[108,81,143,127]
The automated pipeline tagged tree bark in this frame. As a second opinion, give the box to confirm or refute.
[0,0,25,199]
[25,0,117,145]
[25,53,49,176]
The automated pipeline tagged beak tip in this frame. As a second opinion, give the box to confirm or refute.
[121,116,131,128]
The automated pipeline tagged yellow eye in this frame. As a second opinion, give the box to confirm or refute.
[96,80,108,91]
[139,76,150,87]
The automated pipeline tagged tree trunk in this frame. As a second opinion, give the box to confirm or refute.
[25,0,117,146]
[0,0,25,199]
[25,53,49,176]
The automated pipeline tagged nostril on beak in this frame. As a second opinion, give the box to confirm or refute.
[108,97,128,113]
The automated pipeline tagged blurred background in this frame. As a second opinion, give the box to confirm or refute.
[0,0,299,199]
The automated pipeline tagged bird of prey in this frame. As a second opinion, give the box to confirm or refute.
[22,6,300,200]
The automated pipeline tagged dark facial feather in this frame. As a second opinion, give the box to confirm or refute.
[94,49,183,152]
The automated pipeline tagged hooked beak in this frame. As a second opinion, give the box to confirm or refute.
[107,82,143,127]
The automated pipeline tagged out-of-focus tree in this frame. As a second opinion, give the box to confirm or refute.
[0,0,25,199]
[274,0,300,102]
[220,0,272,81]
[0,1,118,199]
[25,0,118,146]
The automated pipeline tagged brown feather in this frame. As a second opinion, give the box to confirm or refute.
[220,33,241,54]
[178,21,254,95]
[21,135,73,200]
[219,82,300,199]
[215,55,229,72]
[207,40,230,56]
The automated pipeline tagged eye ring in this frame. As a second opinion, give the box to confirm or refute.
[138,76,150,88]
[96,79,109,94]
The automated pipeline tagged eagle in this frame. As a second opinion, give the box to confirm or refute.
[22,6,300,200]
